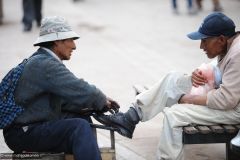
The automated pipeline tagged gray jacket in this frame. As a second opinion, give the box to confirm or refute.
[14,48,107,125]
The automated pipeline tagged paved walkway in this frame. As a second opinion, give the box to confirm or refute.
[0,0,240,159]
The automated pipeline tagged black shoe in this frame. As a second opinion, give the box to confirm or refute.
[93,112,136,139]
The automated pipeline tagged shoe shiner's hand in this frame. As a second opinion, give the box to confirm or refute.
[104,97,120,114]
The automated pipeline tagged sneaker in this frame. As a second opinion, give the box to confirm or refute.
[93,112,136,138]
[231,130,240,154]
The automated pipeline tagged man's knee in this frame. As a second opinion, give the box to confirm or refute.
[163,105,189,127]
[67,118,95,144]
[68,118,91,131]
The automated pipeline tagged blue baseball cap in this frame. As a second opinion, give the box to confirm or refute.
[187,12,236,40]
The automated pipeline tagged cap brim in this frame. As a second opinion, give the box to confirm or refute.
[33,31,80,46]
[187,31,210,40]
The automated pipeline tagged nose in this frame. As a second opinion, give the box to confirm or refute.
[72,40,76,50]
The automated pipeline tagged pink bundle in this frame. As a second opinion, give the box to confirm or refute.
[190,63,216,95]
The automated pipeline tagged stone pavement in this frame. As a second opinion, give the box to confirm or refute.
[0,0,240,159]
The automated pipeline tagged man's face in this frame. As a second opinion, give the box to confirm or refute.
[200,36,225,59]
[55,39,76,60]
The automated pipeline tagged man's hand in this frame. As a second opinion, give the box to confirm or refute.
[192,69,208,87]
[179,94,197,104]
[179,94,207,106]
[103,97,120,114]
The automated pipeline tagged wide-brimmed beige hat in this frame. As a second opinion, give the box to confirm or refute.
[34,16,80,46]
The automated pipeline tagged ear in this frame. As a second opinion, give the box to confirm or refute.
[51,41,60,52]
[218,35,228,43]
[54,40,60,46]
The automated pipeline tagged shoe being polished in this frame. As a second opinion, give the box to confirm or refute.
[93,108,139,138]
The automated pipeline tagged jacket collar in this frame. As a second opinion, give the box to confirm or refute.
[41,47,62,63]
[34,48,62,63]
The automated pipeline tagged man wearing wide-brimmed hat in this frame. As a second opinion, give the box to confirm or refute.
[2,16,119,160]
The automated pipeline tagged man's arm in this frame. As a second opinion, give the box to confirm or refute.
[179,94,207,106]
[207,59,240,110]
[44,59,107,111]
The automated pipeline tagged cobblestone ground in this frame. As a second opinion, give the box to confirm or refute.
[0,0,240,159]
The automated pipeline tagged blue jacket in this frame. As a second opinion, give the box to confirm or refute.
[14,48,107,125]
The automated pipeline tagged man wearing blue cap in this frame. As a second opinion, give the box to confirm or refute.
[96,12,240,159]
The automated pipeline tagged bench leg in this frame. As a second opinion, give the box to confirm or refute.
[226,142,239,160]
[110,130,115,150]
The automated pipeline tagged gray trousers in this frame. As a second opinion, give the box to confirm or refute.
[134,72,240,160]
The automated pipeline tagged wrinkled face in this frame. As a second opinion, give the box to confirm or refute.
[54,39,76,60]
[200,36,227,59]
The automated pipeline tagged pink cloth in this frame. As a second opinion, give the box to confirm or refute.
[190,63,215,95]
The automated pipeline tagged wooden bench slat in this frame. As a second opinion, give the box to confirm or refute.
[209,125,224,133]
[234,124,240,129]
[222,125,238,133]
[196,126,211,134]
[183,126,199,134]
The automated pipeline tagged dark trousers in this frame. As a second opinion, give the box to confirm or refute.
[22,0,42,27]
[172,0,193,9]
[3,118,101,160]
[0,0,3,24]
